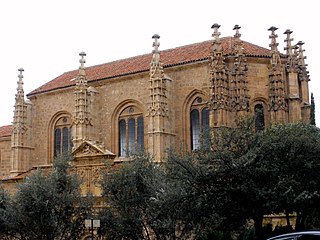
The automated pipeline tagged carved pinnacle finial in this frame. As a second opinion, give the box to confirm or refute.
[297,41,307,63]
[212,23,221,29]
[268,26,279,52]
[79,51,86,69]
[268,26,278,32]
[152,34,160,53]
[284,29,293,35]
[18,68,24,80]
[211,23,221,40]
[284,29,294,55]
[233,25,244,55]
[297,41,305,47]
[233,24,241,39]
[16,68,25,101]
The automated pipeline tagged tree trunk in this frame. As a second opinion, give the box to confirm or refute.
[295,211,306,230]
[285,209,291,229]
[253,215,263,240]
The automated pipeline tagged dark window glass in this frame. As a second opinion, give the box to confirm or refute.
[190,97,210,151]
[202,108,209,130]
[128,118,136,154]
[69,127,73,151]
[137,116,144,152]
[62,127,69,154]
[119,119,126,156]
[53,116,72,158]
[191,109,200,150]
[255,104,265,131]
[54,128,61,157]
[201,108,210,147]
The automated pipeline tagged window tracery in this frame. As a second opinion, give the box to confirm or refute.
[54,116,73,157]
[190,97,209,150]
[118,106,144,156]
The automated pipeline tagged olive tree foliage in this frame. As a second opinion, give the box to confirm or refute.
[165,120,320,239]
[214,122,320,239]
[251,122,320,230]
[99,152,177,240]
[0,154,92,240]
[97,117,262,239]
[163,116,259,237]
[0,187,11,240]
[97,119,320,240]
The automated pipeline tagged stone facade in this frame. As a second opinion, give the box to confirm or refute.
[0,24,311,196]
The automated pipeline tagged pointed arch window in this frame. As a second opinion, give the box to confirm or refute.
[190,97,210,150]
[119,106,144,156]
[54,116,73,157]
[254,104,265,131]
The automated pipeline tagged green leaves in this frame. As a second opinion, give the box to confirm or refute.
[0,154,92,240]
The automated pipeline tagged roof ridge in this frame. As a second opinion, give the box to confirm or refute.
[61,38,216,74]
[27,37,271,96]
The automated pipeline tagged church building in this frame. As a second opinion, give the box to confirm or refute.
[0,24,311,195]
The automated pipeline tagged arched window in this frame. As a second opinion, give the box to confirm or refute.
[54,116,73,157]
[255,104,265,131]
[190,97,210,150]
[118,106,144,156]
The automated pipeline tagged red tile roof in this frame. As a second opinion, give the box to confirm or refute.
[0,125,12,138]
[27,37,271,96]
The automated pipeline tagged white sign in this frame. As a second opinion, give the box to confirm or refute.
[85,219,100,228]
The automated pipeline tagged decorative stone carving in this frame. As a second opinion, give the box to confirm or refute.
[268,27,287,113]
[296,41,309,82]
[72,140,115,159]
[284,29,299,73]
[73,52,92,148]
[208,23,230,112]
[230,25,250,112]
[147,34,169,118]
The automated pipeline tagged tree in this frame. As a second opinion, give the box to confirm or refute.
[164,120,320,239]
[162,116,259,238]
[251,123,320,231]
[99,153,172,240]
[98,120,320,239]
[4,154,92,240]
[0,188,11,240]
[310,92,316,126]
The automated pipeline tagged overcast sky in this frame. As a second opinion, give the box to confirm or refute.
[0,0,318,126]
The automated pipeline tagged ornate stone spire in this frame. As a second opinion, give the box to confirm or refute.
[15,68,25,103]
[269,26,281,67]
[269,27,279,50]
[208,23,230,126]
[284,29,294,55]
[232,24,244,55]
[268,27,287,122]
[73,52,92,148]
[296,41,309,81]
[11,68,28,174]
[152,34,160,53]
[230,25,249,112]
[13,68,27,133]
[284,29,298,72]
[284,29,302,123]
[296,40,310,120]
[211,23,222,52]
[148,34,168,117]
[78,51,87,83]
[147,34,171,162]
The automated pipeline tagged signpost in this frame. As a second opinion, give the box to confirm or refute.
[85,218,100,239]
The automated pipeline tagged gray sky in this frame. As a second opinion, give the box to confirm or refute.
[0,0,318,126]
